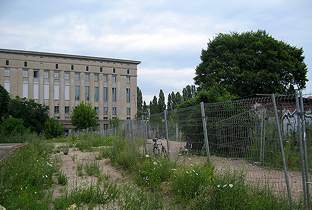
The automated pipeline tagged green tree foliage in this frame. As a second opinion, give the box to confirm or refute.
[175,92,183,106]
[0,117,27,136]
[142,101,148,119]
[182,85,196,101]
[71,102,98,130]
[167,93,172,111]
[109,117,120,128]
[8,97,49,134]
[0,85,10,121]
[150,96,159,114]
[137,87,143,118]
[194,30,308,97]
[158,89,166,112]
[44,118,64,139]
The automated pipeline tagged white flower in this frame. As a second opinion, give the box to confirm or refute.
[153,161,157,165]
[223,184,227,188]
[171,168,177,171]
[145,154,150,158]
[229,184,234,188]
[47,162,53,167]
[195,173,199,176]
[217,185,220,188]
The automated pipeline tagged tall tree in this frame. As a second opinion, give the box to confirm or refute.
[0,85,9,122]
[137,87,143,118]
[71,102,98,129]
[158,89,166,112]
[150,96,158,114]
[170,91,177,110]
[167,93,172,111]
[175,92,183,106]
[194,30,308,97]
[142,101,148,119]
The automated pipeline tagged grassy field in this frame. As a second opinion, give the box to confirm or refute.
[0,134,303,209]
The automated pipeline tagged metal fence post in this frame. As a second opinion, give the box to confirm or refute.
[300,90,310,208]
[295,90,309,209]
[200,102,210,161]
[272,94,292,207]
[164,109,170,156]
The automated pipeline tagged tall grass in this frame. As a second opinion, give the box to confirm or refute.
[0,140,56,209]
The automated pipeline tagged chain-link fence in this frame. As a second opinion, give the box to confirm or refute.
[71,91,312,209]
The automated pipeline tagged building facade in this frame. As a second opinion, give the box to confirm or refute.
[0,49,140,129]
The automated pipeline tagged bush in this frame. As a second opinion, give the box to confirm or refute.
[44,118,64,139]
[71,102,98,130]
[171,164,214,201]
[0,116,27,136]
[136,156,174,190]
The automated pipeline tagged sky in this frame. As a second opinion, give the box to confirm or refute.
[0,0,311,102]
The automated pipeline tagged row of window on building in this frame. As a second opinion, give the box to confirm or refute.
[5,60,131,74]
[3,68,131,84]
[54,105,131,117]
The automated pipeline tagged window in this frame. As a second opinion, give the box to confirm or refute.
[112,107,117,115]
[112,88,117,102]
[23,69,28,78]
[54,72,60,80]
[94,73,99,82]
[103,87,108,102]
[4,80,10,93]
[34,70,39,79]
[85,73,90,81]
[103,107,108,115]
[94,107,99,114]
[65,85,70,100]
[126,76,130,84]
[23,81,28,98]
[113,68,116,73]
[64,72,70,81]
[100,67,103,72]
[127,69,130,74]
[127,107,131,115]
[5,60,9,65]
[94,86,99,102]
[71,65,74,70]
[103,74,108,82]
[65,106,70,114]
[75,72,80,81]
[44,70,49,79]
[86,66,89,71]
[24,61,27,67]
[4,68,10,77]
[54,106,59,114]
[33,83,39,99]
[112,75,117,83]
[54,82,60,99]
[56,64,58,69]
[75,86,80,101]
[44,84,49,99]
[85,86,90,101]
[126,88,131,103]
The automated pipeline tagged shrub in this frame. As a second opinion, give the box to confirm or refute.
[0,116,27,136]
[136,157,174,190]
[0,85,9,121]
[44,118,64,139]
[71,102,98,130]
[171,164,214,201]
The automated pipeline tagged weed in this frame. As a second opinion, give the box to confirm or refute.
[57,171,68,186]
[76,134,113,151]
[76,162,84,177]
[84,161,101,177]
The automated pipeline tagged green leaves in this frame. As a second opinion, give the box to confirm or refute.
[195,30,308,97]
[71,102,98,130]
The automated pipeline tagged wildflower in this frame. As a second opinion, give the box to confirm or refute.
[145,154,150,158]
[223,184,227,188]
[153,161,157,165]
[47,162,53,167]
[171,168,177,171]
[229,184,233,188]
[217,185,220,188]
[34,191,37,194]
[67,204,77,210]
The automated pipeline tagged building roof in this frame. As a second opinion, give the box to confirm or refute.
[0,48,141,65]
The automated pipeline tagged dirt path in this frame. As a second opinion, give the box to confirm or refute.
[146,138,304,200]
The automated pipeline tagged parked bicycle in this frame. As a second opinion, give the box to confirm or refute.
[152,138,167,156]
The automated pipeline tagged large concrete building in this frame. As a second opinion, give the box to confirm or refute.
[0,49,140,129]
